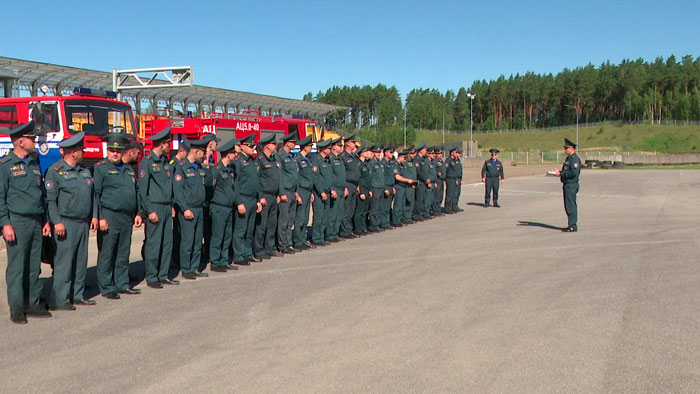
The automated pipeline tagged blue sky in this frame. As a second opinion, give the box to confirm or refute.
[3,0,698,101]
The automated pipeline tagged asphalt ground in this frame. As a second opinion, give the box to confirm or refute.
[1,169,699,393]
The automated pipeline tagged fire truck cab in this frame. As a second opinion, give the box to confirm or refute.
[0,88,137,172]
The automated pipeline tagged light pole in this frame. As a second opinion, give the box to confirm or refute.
[403,104,407,147]
[467,92,476,157]
[566,104,579,147]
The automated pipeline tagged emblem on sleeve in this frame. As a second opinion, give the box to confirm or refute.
[45,180,54,190]
[139,169,146,178]
[573,162,579,168]
[175,174,183,182]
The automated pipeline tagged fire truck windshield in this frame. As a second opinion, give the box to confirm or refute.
[64,99,135,136]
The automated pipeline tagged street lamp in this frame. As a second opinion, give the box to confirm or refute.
[403,104,407,147]
[467,92,476,157]
[566,104,579,147]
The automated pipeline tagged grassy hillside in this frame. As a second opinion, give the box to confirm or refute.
[416,123,700,153]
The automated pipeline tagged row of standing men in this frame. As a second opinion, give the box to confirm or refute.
[1,121,463,324]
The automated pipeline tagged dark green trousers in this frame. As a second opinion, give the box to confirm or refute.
[311,191,329,243]
[327,191,344,239]
[392,186,406,225]
[51,218,89,306]
[340,183,357,236]
[354,193,369,232]
[233,196,257,261]
[381,189,393,227]
[414,183,427,220]
[254,192,278,256]
[178,207,203,274]
[433,179,444,212]
[369,188,384,230]
[5,213,43,315]
[485,177,500,205]
[209,203,233,268]
[563,183,579,229]
[445,178,459,211]
[424,184,433,216]
[97,209,134,294]
[277,192,296,250]
[403,187,415,222]
[144,203,173,283]
[293,188,312,247]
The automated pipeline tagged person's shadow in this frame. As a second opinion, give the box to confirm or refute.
[517,221,565,231]
[467,202,489,208]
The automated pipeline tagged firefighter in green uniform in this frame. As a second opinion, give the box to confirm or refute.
[200,134,219,271]
[46,132,98,311]
[391,150,416,227]
[481,148,505,207]
[293,135,315,250]
[353,145,371,234]
[311,138,333,245]
[444,147,463,213]
[368,144,386,232]
[413,142,429,220]
[169,140,188,277]
[552,138,581,232]
[173,138,210,279]
[326,138,346,242]
[232,134,264,264]
[254,134,281,259]
[1,122,52,324]
[276,131,300,253]
[403,146,418,223]
[94,133,143,298]
[433,148,446,214]
[138,126,179,288]
[426,147,438,216]
[208,138,239,272]
[340,134,360,238]
[381,145,395,229]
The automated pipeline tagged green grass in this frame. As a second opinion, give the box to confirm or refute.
[416,123,700,153]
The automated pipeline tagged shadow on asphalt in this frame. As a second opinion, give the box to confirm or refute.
[466,202,490,208]
[517,221,565,231]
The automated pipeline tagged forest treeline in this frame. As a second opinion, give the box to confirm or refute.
[305,55,700,144]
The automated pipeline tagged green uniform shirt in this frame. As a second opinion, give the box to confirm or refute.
[481,159,504,179]
[405,158,418,182]
[358,160,371,194]
[384,158,397,188]
[297,154,313,191]
[427,158,437,182]
[369,158,385,189]
[311,154,332,194]
[45,159,96,223]
[341,151,361,185]
[138,151,173,215]
[93,159,138,215]
[436,157,446,180]
[257,151,280,195]
[173,159,208,211]
[210,161,237,206]
[233,153,261,199]
[0,151,46,226]
[445,157,463,179]
[276,149,299,195]
[415,155,429,183]
[329,152,346,192]
[560,153,581,184]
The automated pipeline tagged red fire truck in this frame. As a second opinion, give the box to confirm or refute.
[0,88,137,172]
[139,110,319,154]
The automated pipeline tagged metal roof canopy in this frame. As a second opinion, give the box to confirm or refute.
[0,56,346,121]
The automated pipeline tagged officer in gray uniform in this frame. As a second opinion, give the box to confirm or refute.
[1,122,53,324]
[293,135,315,250]
[94,133,143,298]
[208,138,239,272]
[46,132,98,310]
[311,139,333,245]
[444,147,463,213]
[340,134,360,238]
[326,138,346,242]
[481,148,504,207]
[276,131,300,253]
[353,145,371,234]
[232,134,264,264]
[138,126,179,288]
[173,138,210,279]
[254,134,281,259]
[552,138,581,232]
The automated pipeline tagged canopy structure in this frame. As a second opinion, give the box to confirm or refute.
[0,56,346,121]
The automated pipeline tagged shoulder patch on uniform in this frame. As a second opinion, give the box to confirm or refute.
[312,166,318,172]
[0,155,11,163]
[139,169,146,178]
[53,162,63,171]
[175,174,183,181]
[96,160,106,166]
[573,162,579,168]
[45,179,54,190]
